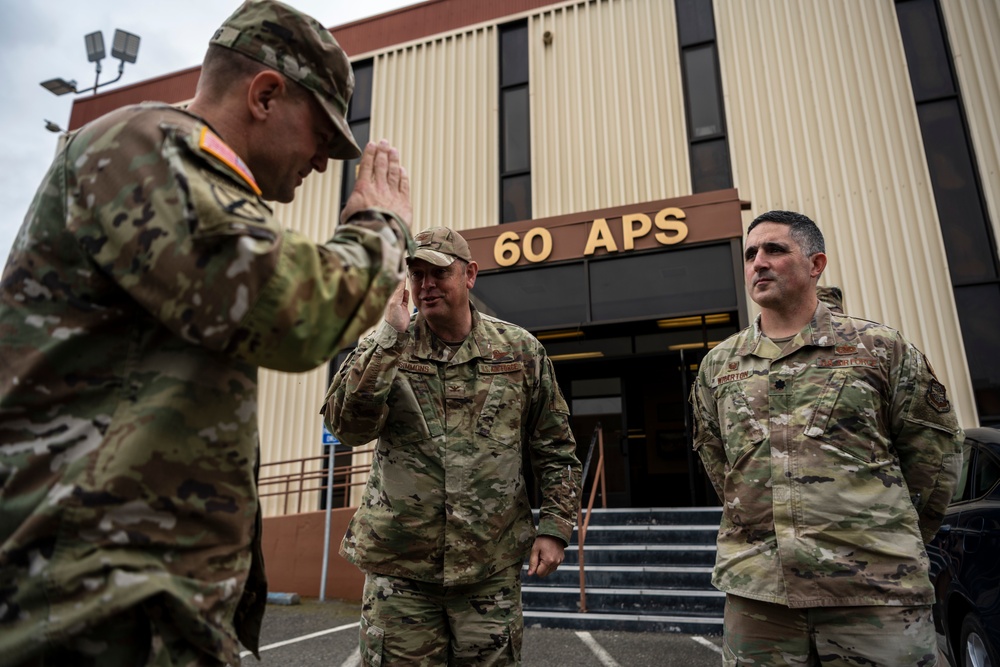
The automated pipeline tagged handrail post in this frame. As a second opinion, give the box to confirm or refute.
[577,423,607,614]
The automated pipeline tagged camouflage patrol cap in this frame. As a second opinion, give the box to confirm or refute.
[210,0,362,159]
[408,227,473,267]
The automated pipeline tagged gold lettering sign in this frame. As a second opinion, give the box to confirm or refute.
[493,207,689,266]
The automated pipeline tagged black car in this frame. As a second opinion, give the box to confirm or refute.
[929,427,1000,667]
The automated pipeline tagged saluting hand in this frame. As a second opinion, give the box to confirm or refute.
[385,280,411,333]
[341,139,412,228]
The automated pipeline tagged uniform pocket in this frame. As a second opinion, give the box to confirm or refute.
[360,615,384,667]
[804,370,886,463]
[714,384,766,465]
[476,374,524,449]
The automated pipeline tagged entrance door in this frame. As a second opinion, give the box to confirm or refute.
[567,377,631,508]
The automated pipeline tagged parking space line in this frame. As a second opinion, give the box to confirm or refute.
[338,646,361,667]
[691,636,722,654]
[238,621,359,658]
[575,631,622,667]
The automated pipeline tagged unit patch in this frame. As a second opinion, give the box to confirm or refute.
[927,379,951,413]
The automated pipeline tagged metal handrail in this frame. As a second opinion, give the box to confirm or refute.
[258,447,374,513]
[576,423,607,614]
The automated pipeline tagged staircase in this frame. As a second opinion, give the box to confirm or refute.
[523,507,724,635]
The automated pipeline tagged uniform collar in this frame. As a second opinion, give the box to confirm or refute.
[410,302,490,364]
[738,301,844,358]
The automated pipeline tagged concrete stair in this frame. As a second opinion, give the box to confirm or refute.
[523,507,724,634]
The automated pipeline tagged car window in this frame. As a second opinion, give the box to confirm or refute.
[952,442,972,502]
[975,447,1000,498]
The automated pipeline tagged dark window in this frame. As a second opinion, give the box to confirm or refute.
[473,244,739,330]
[895,0,999,424]
[676,0,716,46]
[473,263,587,329]
[917,100,997,282]
[500,23,530,86]
[340,59,374,212]
[684,46,723,138]
[676,1,732,193]
[895,0,955,101]
[499,21,531,223]
[501,174,532,224]
[589,244,737,321]
[954,285,1000,422]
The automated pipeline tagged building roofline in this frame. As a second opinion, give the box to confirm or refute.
[68,0,561,130]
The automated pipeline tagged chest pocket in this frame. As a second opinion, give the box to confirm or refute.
[384,365,443,447]
[714,381,766,466]
[476,363,525,449]
[804,368,887,462]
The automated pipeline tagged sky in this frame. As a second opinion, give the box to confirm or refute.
[0,0,417,266]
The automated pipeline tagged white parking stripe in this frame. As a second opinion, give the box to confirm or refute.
[691,635,723,654]
[575,631,623,667]
[338,646,361,667]
[238,621,359,658]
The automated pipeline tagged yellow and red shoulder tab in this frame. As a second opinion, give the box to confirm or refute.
[198,127,262,196]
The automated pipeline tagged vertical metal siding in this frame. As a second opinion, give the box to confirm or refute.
[716,0,976,425]
[531,0,689,216]
[256,170,344,517]
[940,0,1000,249]
[372,28,499,236]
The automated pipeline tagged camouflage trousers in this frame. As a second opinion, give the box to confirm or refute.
[359,563,523,666]
[723,594,941,666]
[10,602,225,667]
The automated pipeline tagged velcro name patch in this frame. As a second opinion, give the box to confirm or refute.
[399,361,435,374]
[478,362,524,374]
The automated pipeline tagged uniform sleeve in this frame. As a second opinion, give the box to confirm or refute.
[888,336,964,543]
[525,353,582,545]
[68,117,409,373]
[321,320,407,447]
[690,368,726,502]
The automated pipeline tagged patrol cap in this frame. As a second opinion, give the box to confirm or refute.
[210,0,362,159]
[408,227,473,267]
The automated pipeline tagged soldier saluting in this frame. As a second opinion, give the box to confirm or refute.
[324,226,581,666]
[0,1,412,664]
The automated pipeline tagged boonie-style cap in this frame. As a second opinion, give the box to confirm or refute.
[210,0,362,159]
[408,227,473,267]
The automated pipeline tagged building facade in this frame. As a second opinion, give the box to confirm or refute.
[68,0,1000,513]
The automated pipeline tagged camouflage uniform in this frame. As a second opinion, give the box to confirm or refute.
[690,301,962,665]
[323,302,581,663]
[0,3,410,661]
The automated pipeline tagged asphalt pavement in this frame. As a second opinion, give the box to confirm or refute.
[239,598,724,666]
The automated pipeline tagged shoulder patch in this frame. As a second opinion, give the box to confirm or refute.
[199,127,262,196]
[926,379,951,413]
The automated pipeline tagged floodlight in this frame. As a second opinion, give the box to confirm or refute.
[112,30,140,64]
[84,31,105,63]
[40,78,78,96]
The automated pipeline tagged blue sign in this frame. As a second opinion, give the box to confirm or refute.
[322,425,340,446]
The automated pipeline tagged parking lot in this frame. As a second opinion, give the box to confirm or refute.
[241,598,724,666]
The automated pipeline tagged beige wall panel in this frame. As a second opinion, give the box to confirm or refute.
[716,0,977,426]
[941,0,1000,250]
[532,0,689,217]
[372,28,499,236]
[257,166,345,517]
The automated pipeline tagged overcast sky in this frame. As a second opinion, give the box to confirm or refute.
[0,0,416,266]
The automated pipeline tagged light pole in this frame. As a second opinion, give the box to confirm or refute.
[40,28,141,97]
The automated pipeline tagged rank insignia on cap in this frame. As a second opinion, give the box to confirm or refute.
[199,127,262,196]
[927,379,951,413]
